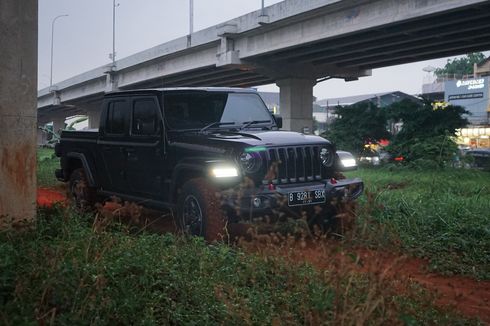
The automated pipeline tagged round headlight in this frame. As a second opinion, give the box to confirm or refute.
[239,152,262,173]
[320,147,334,167]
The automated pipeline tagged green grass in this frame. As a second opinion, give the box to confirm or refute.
[0,208,477,325]
[347,167,490,280]
[1,150,485,323]
[37,147,60,188]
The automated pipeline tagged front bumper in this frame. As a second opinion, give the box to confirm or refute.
[221,178,363,218]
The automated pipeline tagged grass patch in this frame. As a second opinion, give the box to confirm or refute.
[37,147,60,188]
[347,167,490,280]
[0,208,477,325]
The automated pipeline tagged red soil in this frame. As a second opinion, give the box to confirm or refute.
[354,250,490,324]
[37,188,67,208]
[275,242,490,323]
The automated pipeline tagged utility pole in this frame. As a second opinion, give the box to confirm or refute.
[111,0,119,69]
[50,14,68,90]
[189,0,194,35]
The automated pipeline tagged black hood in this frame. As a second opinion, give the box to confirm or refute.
[170,130,330,153]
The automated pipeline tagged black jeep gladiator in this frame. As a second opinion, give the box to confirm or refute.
[55,88,363,240]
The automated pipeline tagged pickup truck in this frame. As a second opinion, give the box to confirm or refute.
[55,88,363,240]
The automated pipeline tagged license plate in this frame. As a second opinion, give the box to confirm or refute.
[288,190,326,207]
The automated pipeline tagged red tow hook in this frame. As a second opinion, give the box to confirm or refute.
[330,178,337,185]
[268,183,276,191]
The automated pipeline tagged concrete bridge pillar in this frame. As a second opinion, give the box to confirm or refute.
[87,109,100,129]
[0,0,38,226]
[37,125,47,146]
[52,117,65,134]
[276,78,316,133]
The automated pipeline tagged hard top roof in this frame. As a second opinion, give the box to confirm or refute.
[106,87,258,96]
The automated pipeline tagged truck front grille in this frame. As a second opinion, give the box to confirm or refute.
[261,145,329,185]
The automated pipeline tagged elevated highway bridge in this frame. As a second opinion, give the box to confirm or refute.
[38,0,490,133]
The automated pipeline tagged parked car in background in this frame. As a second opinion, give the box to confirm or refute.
[465,148,490,170]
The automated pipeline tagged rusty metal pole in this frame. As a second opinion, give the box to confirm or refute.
[0,0,38,227]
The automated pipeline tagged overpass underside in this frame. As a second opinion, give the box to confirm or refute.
[38,0,490,134]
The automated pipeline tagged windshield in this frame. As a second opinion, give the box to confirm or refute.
[163,92,272,130]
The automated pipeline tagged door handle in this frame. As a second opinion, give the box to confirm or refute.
[125,148,137,161]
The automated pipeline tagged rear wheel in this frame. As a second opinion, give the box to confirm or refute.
[69,168,96,211]
[177,178,227,242]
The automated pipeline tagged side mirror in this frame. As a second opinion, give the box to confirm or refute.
[273,114,282,129]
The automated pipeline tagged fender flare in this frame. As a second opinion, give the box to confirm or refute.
[169,163,209,202]
[66,152,96,187]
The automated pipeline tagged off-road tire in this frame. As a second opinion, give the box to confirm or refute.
[69,168,96,212]
[328,201,357,235]
[177,178,227,242]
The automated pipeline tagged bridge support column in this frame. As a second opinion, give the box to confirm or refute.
[0,0,38,227]
[276,78,316,133]
[52,117,65,135]
[37,125,47,146]
[87,110,100,129]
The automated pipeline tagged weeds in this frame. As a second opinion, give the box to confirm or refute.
[37,148,60,188]
[347,167,490,280]
[1,207,480,324]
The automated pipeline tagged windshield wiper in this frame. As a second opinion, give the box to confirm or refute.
[240,120,271,130]
[199,121,236,133]
[215,130,262,140]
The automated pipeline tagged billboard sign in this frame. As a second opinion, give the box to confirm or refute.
[445,76,489,125]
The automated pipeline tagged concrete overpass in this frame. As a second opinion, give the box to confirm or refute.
[38,0,490,134]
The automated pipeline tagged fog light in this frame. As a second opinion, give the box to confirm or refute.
[253,197,262,208]
[211,166,239,178]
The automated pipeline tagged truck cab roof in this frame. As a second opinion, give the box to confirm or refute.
[105,87,258,97]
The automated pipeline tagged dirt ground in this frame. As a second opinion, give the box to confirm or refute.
[294,243,490,323]
[37,188,490,323]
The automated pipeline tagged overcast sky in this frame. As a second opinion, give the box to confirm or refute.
[38,0,489,100]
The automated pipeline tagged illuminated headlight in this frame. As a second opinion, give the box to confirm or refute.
[341,158,357,168]
[320,147,334,167]
[211,166,239,178]
[337,150,358,170]
[239,152,262,173]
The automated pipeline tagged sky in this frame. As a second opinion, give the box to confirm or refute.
[38,0,488,100]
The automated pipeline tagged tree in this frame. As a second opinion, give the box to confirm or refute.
[387,99,469,165]
[322,102,390,153]
[434,52,486,77]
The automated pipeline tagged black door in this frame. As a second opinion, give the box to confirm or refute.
[126,96,166,198]
[98,99,130,193]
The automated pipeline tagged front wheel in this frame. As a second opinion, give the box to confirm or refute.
[69,168,96,212]
[177,178,227,242]
[310,200,357,235]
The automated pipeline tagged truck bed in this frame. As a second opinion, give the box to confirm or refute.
[60,129,99,140]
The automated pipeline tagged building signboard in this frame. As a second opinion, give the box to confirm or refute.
[445,76,489,125]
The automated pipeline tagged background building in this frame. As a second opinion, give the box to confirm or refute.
[313,91,420,134]
[422,57,490,148]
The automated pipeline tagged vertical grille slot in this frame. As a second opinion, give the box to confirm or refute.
[305,147,313,180]
[312,146,321,180]
[268,149,279,184]
[287,148,297,182]
[297,148,305,182]
[278,148,288,183]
